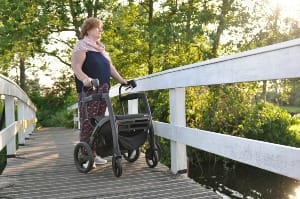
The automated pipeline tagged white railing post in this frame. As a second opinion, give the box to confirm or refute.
[169,88,187,174]
[17,99,25,145]
[33,110,36,132]
[128,99,138,114]
[29,108,35,134]
[24,105,30,138]
[24,105,34,138]
[5,96,16,157]
[27,108,33,135]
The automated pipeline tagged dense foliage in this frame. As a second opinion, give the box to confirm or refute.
[28,72,77,128]
[156,84,300,167]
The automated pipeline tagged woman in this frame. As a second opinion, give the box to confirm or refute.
[71,17,127,166]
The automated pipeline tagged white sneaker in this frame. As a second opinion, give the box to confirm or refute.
[83,161,96,169]
[94,156,107,165]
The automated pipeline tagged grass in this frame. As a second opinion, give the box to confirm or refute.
[280,105,300,114]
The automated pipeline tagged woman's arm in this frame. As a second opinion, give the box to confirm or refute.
[110,64,127,85]
[71,51,92,87]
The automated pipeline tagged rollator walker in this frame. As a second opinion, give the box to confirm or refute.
[73,79,161,177]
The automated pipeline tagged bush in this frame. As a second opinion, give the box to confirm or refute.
[37,109,74,128]
[0,147,7,174]
[186,84,300,166]
[29,89,77,128]
[241,102,300,147]
[199,84,252,136]
[157,137,171,167]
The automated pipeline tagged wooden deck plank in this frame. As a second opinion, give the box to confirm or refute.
[0,127,220,199]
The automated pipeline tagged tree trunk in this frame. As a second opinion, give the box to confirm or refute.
[69,0,81,39]
[147,0,154,75]
[262,80,267,102]
[211,0,234,58]
[19,57,26,91]
[186,0,192,42]
[93,0,99,17]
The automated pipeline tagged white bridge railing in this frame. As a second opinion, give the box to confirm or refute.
[0,74,36,157]
[70,38,300,180]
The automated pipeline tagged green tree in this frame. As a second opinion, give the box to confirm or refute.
[289,78,300,106]
[0,0,52,90]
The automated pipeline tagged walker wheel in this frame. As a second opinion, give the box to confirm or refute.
[74,142,94,173]
[145,143,161,168]
[146,149,159,168]
[122,148,140,162]
[112,157,123,177]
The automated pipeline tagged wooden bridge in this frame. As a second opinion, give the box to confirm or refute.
[1,39,300,198]
[0,127,219,198]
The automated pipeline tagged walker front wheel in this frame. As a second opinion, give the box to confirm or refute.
[112,156,122,177]
[145,149,159,168]
[145,143,161,168]
[74,142,94,173]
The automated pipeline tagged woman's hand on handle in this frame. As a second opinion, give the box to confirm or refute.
[127,80,137,88]
[83,77,92,87]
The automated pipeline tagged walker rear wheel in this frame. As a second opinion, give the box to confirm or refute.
[74,142,94,173]
[122,148,140,162]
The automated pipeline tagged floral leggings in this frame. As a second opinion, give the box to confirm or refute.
[78,84,109,143]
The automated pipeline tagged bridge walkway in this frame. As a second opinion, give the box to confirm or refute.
[0,127,220,199]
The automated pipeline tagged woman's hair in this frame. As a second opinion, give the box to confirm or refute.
[79,17,102,39]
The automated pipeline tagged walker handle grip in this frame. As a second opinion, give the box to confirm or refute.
[127,79,136,88]
[91,79,99,89]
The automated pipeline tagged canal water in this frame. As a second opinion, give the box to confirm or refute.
[189,161,300,199]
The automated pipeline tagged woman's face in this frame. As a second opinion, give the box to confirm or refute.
[87,25,103,40]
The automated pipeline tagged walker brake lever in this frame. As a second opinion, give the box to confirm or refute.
[91,79,99,90]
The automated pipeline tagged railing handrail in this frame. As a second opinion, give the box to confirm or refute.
[0,74,37,155]
[110,38,300,95]
[69,38,300,180]
[0,74,36,110]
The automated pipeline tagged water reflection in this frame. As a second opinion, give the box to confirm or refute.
[292,186,300,199]
[189,162,300,199]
